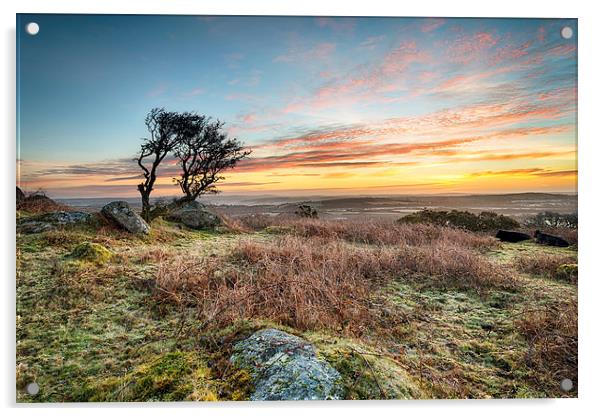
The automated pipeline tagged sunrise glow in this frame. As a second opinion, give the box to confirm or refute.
[17,15,577,198]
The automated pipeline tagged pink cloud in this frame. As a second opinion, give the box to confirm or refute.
[358,35,385,49]
[421,18,446,33]
[282,40,429,113]
[489,41,533,66]
[445,31,499,64]
[547,44,576,56]
[242,113,257,123]
[537,26,546,43]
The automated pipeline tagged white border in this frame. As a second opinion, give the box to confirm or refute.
[2,1,601,415]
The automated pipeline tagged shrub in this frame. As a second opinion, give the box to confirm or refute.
[555,264,578,283]
[514,253,577,283]
[237,217,498,250]
[398,209,520,232]
[285,219,498,250]
[525,212,577,229]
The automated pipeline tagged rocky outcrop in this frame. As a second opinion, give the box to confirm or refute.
[17,211,92,234]
[18,221,55,234]
[495,230,531,243]
[37,211,91,225]
[534,230,569,247]
[16,187,25,204]
[230,328,342,401]
[101,201,150,235]
[16,191,63,212]
[165,201,221,230]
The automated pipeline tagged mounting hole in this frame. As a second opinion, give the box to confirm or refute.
[25,382,40,395]
[25,22,40,36]
[560,378,573,392]
[561,26,573,40]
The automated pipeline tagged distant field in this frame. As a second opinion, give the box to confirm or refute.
[58,192,577,221]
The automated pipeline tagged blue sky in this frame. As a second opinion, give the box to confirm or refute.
[17,15,577,197]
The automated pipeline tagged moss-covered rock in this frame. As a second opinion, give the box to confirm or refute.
[230,328,342,400]
[68,242,113,264]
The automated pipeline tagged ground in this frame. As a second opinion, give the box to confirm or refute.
[16,216,577,402]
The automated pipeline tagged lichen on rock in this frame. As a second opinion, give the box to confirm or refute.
[230,328,342,400]
[101,201,150,235]
[165,201,222,230]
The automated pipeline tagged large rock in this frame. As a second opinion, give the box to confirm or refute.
[534,230,569,247]
[495,230,531,243]
[101,201,150,235]
[166,201,221,230]
[18,211,91,234]
[37,211,91,225]
[230,328,342,401]
[18,221,55,234]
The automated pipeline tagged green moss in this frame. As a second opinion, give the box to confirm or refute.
[306,332,423,400]
[67,242,113,264]
[488,240,577,264]
[76,352,218,402]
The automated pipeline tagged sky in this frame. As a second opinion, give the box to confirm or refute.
[16,14,577,198]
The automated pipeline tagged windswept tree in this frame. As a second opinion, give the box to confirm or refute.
[136,109,250,219]
[173,119,251,204]
[136,108,189,220]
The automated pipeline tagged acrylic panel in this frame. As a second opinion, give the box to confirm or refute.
[16,14,578,402]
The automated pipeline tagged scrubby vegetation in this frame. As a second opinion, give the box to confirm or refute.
[16,190,69,214]
[397,209,520,232]
[515,298,577,392]
[514,253,578,283]
[16,206,578,401]
[526,211,577,229]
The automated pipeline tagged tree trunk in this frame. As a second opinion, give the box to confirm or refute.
[138,184,151,222]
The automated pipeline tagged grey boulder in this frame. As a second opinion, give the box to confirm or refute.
[37,211,91,225]
[101,201,150,235]
[230,328,342,401]
[18,221,55,234]
[166,201,221,230]
[18,211,92,234]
